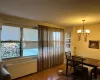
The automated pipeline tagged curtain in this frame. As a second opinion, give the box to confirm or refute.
[38,25,64,72]
[0,29,1,61]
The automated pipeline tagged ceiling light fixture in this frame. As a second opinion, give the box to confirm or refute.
[77,20,90,42]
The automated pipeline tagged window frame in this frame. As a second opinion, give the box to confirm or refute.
[1,25,38,60]
[1,41,21,60]
[1,25,22,60]
[22,27,38,57]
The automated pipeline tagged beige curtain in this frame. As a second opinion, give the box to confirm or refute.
[38,25,64,72]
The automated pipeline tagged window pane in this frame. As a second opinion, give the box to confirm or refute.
[1,25,20,41]
[23,28,38,41]
[53,32,60,41]
[53,32,60,48]
[23,42,38,56]
[23,28,38,56]
[1,42,20,59]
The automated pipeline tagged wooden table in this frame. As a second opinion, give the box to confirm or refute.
[66,56,100,79]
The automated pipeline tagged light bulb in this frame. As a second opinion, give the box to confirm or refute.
[77,30,82,33]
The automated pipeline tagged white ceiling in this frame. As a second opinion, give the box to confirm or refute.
[0,0,100,27]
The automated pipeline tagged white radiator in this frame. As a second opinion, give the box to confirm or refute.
[4,57,37,79]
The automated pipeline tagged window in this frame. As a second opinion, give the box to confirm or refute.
[23,28,38,56]
[1,25,20,41]
[1,25,20,59]
[1,42,20,59]
[53,32,60,47]
[1,25,38,59]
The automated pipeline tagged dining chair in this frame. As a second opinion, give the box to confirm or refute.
[90,67,100,80]
[65,52,80,75]
[65,51,74,75]
[72,57,89,80]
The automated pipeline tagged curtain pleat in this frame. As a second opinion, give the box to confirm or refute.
[38,25,64,72]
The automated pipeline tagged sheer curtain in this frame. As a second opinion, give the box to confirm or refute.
[38,25,64,71]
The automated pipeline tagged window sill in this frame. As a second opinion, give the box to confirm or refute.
[2,56,37,62]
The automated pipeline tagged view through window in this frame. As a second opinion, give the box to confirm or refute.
[1,25,20,59]
[1,25,38,59]
[23,28,38,56]
[53,32,60,47]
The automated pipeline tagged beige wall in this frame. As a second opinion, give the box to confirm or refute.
[73,23,100,60]
[0,13,67,29]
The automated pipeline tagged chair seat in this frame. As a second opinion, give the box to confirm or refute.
[73,66,88,80]
[68,61,79,67]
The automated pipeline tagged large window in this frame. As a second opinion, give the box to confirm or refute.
[1,25,20,59]
[1,25,38,59]
[23,28,38,56]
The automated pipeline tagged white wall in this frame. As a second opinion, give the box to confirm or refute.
[4,57,37,79]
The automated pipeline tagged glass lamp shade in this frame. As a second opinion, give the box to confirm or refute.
[77,30,82,33]
[85,29,90,34]
[77,29,90,34]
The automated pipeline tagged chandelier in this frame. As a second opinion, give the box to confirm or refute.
[77,20,90,41]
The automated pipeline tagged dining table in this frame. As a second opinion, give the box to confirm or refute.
[66,56,100,79]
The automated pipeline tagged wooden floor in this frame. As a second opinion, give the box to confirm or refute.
[14,64,67,80]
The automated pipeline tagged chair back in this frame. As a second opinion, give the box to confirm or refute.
[72,57,84,72]
[65,51,71,59]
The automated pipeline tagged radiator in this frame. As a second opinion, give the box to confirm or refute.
[4,57,37,79]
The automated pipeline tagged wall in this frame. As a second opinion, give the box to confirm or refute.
[0,13,67,29]
[73,23,100,60]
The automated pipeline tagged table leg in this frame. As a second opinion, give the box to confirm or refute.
[94,67,97,79]
[66,60,68,75]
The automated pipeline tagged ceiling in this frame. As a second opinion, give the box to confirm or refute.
[0,0,100,27]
